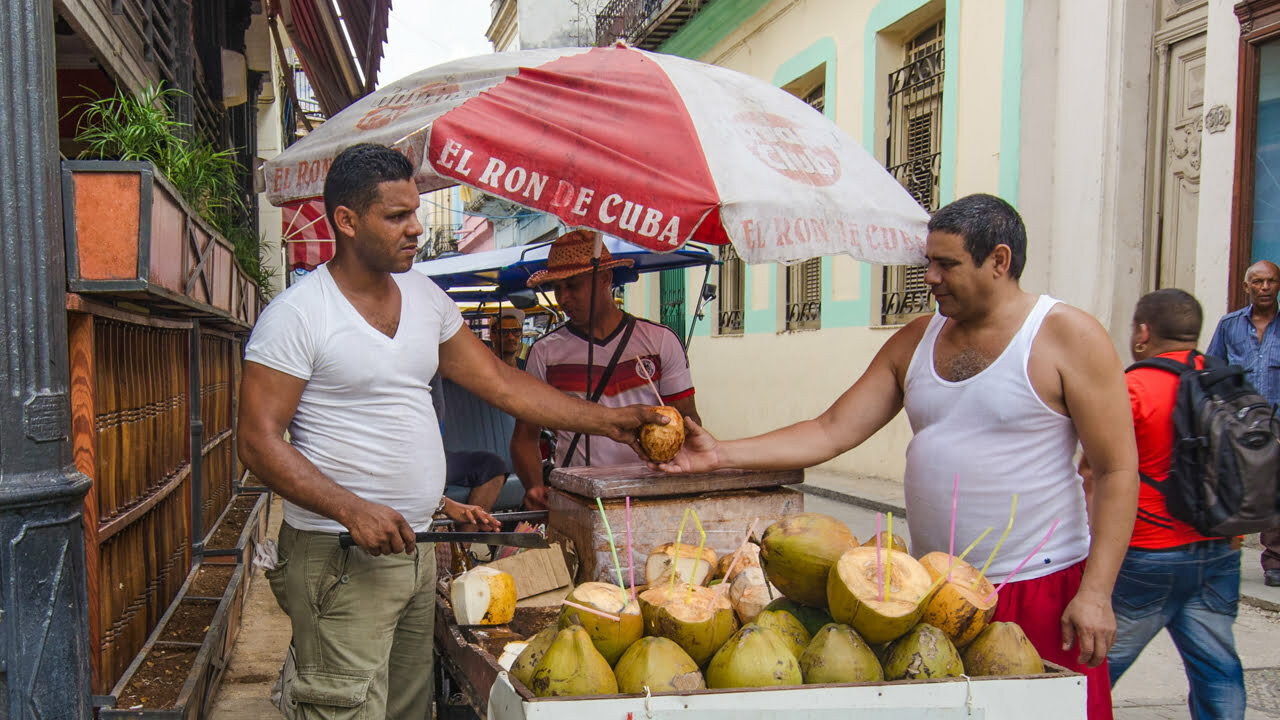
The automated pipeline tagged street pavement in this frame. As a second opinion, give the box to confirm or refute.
[209,474,1280,718]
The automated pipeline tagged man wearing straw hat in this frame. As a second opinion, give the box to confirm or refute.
[653,194,1138,720]
[237,144,665,719]
[511,229,701,511]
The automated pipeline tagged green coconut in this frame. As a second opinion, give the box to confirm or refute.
[705,625,803,689]
[530,625,619,697]
[650,584,739,666]
[763,597,836,637]
[613,637,706,694]
[961,622,1045,676]
[826,546,933,644]
[799,623,884,684]
[559,582,643,665]
[510,626,558,689]
[753,609,812,660]
[881,623,964,681]
[759,514,858,607]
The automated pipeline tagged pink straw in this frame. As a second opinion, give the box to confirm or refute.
[876,512,884,602]
[635,358,664,406]
[986,519,1060,604]
[948,473,958,581]
[625,496,636,604]
[562,599,621,623]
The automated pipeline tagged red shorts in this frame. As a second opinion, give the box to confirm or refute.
[991,561,1113,720]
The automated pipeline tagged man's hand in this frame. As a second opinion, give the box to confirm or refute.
[443,497,501,532]
[1059,588,1116,667]
[649,417,722,474]
[342,499,417,556]
[600,405,670,446]
[523,484,549,511]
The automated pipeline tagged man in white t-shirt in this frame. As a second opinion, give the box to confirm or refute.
[511,230,700,510]
[238,145,664,719]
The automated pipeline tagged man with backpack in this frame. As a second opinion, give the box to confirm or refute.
[1106,289,1247,720]
[1207,259,1280,587]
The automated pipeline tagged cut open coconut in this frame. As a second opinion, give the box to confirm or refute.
[647,542,718,588]
[826,547,932,644]
[918,551,997,648]
[559,582,643,665]
[648,584,739,666]
[450,566,516,625]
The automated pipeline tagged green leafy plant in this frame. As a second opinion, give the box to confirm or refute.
[73,83,274,297]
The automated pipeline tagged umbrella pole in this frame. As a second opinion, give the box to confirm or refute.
[584,255,600,466]
[684,262,713,352]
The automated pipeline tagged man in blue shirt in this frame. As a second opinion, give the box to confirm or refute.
[1207,259,1280,587]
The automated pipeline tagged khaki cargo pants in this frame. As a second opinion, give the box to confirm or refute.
[267,522,436,719]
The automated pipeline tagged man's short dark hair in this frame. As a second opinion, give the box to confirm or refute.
[323,143,414,235]
[928,193,1027,280]
[1134,288,1202,343]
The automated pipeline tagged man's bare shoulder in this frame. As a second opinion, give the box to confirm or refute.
[878,314,934,376]
[1041,302,1113,348]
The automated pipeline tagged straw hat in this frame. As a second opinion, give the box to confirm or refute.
[525,230,634,288]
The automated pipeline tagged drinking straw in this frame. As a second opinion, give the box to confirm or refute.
[625,496,636,604]
[635,358,665,406]
[876,512,884,602]
[920,526,994,601]
[669,508,691,597]
[948,473,959,581]
[986,519,1060,604]
[686,509,707,604]
[562,599,621,623]
[715,518,760,596]
[596,497,626,594]
[885,511,894,597]
[977,493,1019,585]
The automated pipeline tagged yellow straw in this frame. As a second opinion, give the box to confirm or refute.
[669,508,691,597]
[686,510,707,604]
[977,493,1018,584]
[921,527,993,602]
[885,512,893,594]
[595,497,627,596]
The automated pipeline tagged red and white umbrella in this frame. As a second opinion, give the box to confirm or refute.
[263,44,928,266]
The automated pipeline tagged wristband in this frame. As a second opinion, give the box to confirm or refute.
[435,496,448,516]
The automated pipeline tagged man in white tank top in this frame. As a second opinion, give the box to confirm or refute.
[656,194,1138,720]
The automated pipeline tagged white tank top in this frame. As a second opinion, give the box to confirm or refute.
[902,295,1090,583]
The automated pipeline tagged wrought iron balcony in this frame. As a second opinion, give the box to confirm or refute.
[595,0,709,50]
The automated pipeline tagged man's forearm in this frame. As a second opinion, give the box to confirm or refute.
[484,364,622,436]
[239,435,365,526]
[510,433,545,491]
[1078,468,1138,596]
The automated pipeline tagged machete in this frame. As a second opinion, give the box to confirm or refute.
[337,531,550,549]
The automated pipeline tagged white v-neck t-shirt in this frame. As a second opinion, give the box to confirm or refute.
[244,263,464,532]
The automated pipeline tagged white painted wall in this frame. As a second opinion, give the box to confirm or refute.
[257,35,288,298]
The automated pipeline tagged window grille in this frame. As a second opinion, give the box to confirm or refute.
[659,268,686,342]
[718,244,744,335]
[882,19,944,325]
[785,259,822,331]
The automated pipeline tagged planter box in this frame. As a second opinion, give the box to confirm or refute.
[101,562,247,719]
[61,160,262,330]
[202,491,271,580]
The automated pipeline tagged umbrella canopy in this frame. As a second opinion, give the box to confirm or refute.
[262,44,928,266]
[412,236,715,295]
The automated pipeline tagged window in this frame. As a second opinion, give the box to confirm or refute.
[785,259,822,331]
[881,19,943,325]
[717,244,744,335]
[659,268,686,343]
[1232,0,1280,308]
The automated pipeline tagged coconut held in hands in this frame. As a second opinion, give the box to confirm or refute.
[639,406,685,462]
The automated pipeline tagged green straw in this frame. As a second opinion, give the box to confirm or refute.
[596,497,627,597]
[685,509,707,604]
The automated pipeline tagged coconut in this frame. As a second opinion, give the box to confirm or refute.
[705,625,803,689]
[861,531,909,554]
[613,637,706,694]
[714,542,761,582]
[760,513,858,607]
[961,622,1045,676]
[639,406,685,462]
[559,582,643,665]
[753,609,812,660]
[917,551,997,648]
[881,623,964,681]
[529,625,619,697]
[826,547,932,644]
[646,542,718,587]
[762,597,835,638]
[510,626,558,689]
[728,567,779,624]
[650,584,739,666]
[450,566,516,625]
[799,623,884,684]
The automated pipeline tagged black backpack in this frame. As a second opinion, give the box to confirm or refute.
[1126,350,1280,537]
